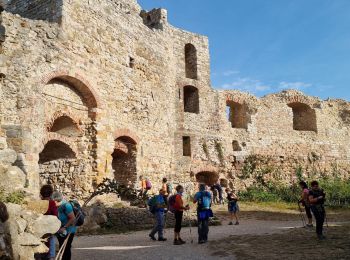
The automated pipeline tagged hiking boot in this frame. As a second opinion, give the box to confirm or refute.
[235,222,239,225]
[228,222,233,225]
[174,239,183,245]
[306,224,314,228]
[149,234,156,241]
[158,237,167,241]
[179,238,186,244]
[198,240,205,244]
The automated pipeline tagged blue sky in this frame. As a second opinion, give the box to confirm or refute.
[138,0,350,101]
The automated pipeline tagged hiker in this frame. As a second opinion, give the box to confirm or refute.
[214,181,224,204]
[161,177,172,204]
[298,181,313,227]
[210,186,219,204]
[308,181,326,240]
[226,188,239,225]
[149,189,167,241]
[52,191,76,260]
[172,185,190,245]
[139,176,151,197]
[193,184,212,244]
[40,185,58,260]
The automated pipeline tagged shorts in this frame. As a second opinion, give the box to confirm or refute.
[228,202,239,213]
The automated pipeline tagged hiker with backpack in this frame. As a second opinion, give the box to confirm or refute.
[308,180,326,240]
[168,185,190,245]
[139,176,152,198]
[298,181,313,227]
[162,178,172,204]
[52,191,77,260]
[148,189,167,241]
[193,184,212,244]
[40,185,58,260]
[226,188,239,225]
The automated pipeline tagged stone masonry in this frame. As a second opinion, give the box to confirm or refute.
[0,0,349,198]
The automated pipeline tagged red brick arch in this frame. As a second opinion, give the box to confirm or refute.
[39,133,79,156]
[114,128,140,144]
[46,110,82,132]
[41,70,101,118]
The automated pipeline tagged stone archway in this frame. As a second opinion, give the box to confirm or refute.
[195,171,219,186]
[39,140,82,194]
[112,136,137,186]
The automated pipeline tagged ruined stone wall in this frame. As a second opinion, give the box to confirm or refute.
[0,0,349,199]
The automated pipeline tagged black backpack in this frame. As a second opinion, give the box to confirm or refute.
[65,200,85,226]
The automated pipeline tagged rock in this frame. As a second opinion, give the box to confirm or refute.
[1,166,26,191]
[0,149,17,166]
[25,200,49,215]
[5,203,22,217]
[15,218,27,233]
[26,215,60,238]
[18,232,41,246]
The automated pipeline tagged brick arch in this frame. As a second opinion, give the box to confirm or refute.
[114,128,140,144]
[46,110,82,132]
[41,70,101,117]
[39,134,79,156]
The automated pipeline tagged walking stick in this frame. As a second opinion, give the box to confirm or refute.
[187,211,194,244]
[297,202,306,227]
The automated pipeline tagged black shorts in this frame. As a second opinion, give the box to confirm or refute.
[174,211,183,233]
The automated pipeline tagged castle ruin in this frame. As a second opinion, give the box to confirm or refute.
[0,0,349,198]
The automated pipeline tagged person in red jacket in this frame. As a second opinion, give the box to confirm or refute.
[40,185,58,260]
[173,185,190,245]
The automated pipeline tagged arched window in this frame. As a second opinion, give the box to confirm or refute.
[226,101,249,129]
[112,136,137,186]
[185,43,198,79]
[184,85,199,113]
[288,102,317,132]
[39,140,76,164]
[49,116,80,137]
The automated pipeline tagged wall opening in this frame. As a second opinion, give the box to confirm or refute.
[39,140,76,164]
[49,116,80,137]
[38,140,83,196]
[185,43,198,79]
[112,136,137,186]
[232,140,242,152]
[226,101,250,129]
[184,85,199,114]
[288,102,317,132]
[183,136,191,157]
[196,171,219,186]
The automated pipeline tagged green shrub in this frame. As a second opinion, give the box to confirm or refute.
[0,187,25,205]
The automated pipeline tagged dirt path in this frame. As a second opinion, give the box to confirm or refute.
[72,219,301,260]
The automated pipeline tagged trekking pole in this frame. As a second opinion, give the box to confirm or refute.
[187,211,193,244]
[297,202,306,227]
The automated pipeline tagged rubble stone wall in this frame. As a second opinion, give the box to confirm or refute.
[0,0,349,198]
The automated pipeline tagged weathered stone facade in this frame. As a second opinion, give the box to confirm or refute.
[0,0,349,198]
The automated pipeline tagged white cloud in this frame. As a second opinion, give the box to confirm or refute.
[220,77,272,93]
[278,81,312,90]
[222,70,240,76]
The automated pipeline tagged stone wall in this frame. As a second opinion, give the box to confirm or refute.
[0,0,349,199]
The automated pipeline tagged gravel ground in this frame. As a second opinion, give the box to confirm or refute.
[72,219,301,260]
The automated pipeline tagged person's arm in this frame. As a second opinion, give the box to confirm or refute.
[308,194,323,204]
[59,211,76,233]
[193,194,198,204]
[232,193,239,200]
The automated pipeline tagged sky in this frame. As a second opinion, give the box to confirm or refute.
[138,0,350,101]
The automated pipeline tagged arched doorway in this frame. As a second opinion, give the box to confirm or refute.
[112,136,137,186]
[39,140,81,194]
[196,171,219,186]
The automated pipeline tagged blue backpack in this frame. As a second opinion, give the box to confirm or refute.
[197,191,211,211]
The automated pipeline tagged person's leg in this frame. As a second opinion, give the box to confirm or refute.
[197,216,203,243]
[305,206,313,225]
[149,214,159,239]
[229,211,233,225]
[311,207,322,238]
[178,211,185,242]
[61,234,74,260]
[156,211,165,240]
[48,235,56,259]
[203,218,209,242]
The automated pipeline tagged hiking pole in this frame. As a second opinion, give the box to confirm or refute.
[187,211,193,244]
[297,202,306,227]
